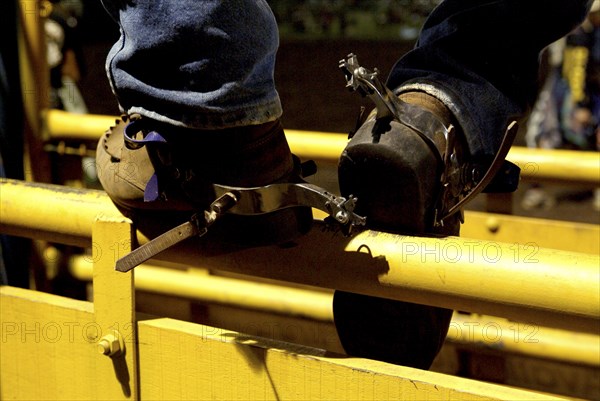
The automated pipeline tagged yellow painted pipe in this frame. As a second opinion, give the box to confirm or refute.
[507,146,600,185]
[44,110,115,141]
[70,256,334,322]
[0,178,120,247]
[44,110,600,184]
[164,227,599,334]
[448,312,600,367]
[1,179,598,333]
[19,0,50,140]
[285,129,347,163]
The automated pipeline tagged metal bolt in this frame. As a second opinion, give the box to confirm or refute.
[97,332,124,357]
[335,211,349,224]
[486,217,500,233]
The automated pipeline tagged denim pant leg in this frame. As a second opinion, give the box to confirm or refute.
[100,0,282,129]
[388,0,593,158]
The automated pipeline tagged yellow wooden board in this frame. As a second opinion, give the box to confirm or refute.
[137,317,569,401]
[0,286,133,400]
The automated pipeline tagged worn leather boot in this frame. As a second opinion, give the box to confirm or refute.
[96,115,312,243]
[334,91,459,369]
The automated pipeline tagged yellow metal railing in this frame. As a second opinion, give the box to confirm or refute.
[1,178,598,335]
[68,254,600,368]
[18,0,53,182]
[44,109,600,185]
[70,255,335,322]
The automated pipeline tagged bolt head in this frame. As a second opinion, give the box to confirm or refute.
[97,332,124,357]
[335,211,349,224]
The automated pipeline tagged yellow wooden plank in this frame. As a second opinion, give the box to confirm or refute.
[0,216,138,401]
[1,218,138,401]
[0,286,99,400]
[92,214,138,400]
[137,317,570,401]
[1,286,589,400]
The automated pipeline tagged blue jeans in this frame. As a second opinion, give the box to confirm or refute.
[389,0,594,157]
[101,0,281,129]
[102,0,592,154]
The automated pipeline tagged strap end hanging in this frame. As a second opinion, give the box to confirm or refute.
[115,192,239,272]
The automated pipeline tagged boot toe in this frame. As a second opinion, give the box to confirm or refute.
[339,119,440,234]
